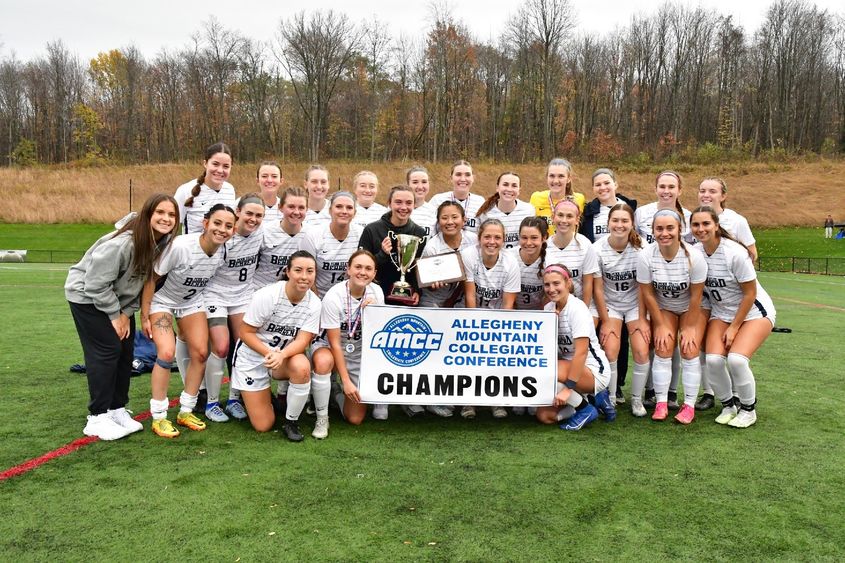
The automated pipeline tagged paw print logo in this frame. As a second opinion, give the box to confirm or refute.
[207,306,217,313]
[245,377,254,386]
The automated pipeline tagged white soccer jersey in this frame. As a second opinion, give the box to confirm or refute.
[318,281,385,377]
[152,233,226,308]
[253,221,307,288]
[410,202,437,237]
[593,237,641,312]
[635,202,692,245]
[418,231,478,307]
[204,231,263,307]
[232,281,322,370]
[718,208,755,246]
[303,201,331,231]
[174,180,237,235]
[477,200,537,249]
[590,198,625,241]
[509,247,544,311]
[461,246,521,309]
[637,242,707,314]
[300,223,363,298]
[352,203,388,230]
[545,233,600,300]
[702,238,774,323]
[544,298,609,375]
[428,192,485,233]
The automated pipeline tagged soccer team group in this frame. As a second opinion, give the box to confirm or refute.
[66,142,774,442]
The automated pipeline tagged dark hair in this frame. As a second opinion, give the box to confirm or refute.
[184,142,232,207]
[691,205,753,258]
[405,165,429,184]
[257,160,282,179]
[547,158,574,196]
[388,184,414,204]
[114,193,179,279]
[348,249,378,268]
[281,250,317,280]
[543,262,575,294]
[519,216,549,278]
[656,170,686,228]
[436,200,466,220]
[592,167,617,183]
[608,203,642,249]
[280,186,308,207]
[477,171,520,217]
[237,192,263,210]
[204,203,236,220]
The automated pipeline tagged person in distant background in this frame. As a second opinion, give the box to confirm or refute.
[824,215,834,239]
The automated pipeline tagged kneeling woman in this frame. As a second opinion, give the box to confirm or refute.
[316,250,385,425]
[231,251,323,441]
[691,207,774,428]
[536,264,613,430]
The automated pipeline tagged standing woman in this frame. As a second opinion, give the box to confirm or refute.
[201,194,266,423]
[255,161,284,225]
[529,158,586,236]
[536,264,612,430]
[418,201,478,309]
[545,200,600,307]
[637,209,708,424]
[253,187,310,289]
[67,193,178,440]
[580,168,638,243]
[461,218,521,419]
[635,170,691,245]
[408,165,436,237]
[319,250,386,425]
[351,170,388,229]
[174,142,237,234]
[591,204,651,417]
[141,204,236,438]
[231,251,323,441]
[427,160,485,232]
[691,207,774,428]
[476,172,536,249]
[300,191,363,298]
[302,164,332,231]
[512,216,549,311]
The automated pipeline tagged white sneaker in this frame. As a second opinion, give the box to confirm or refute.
[205,403,230,423]
[225,401,248,420]
[372,404,389,420]
[715,405,738,425]
[426,405,454,418]
[312,415,329,439]
[84,413,131,441]
[491,406,508,419]
[630,398,647,418]
[108,408,143,434]
[728,409,756,428]
[402,404,425,418]
[460,406,476,419]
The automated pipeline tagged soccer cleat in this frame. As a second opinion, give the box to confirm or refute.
[205,403,229,423]
[176,411,207,431]
[460,406,476,419]
[652,402,669,421]
[630,398,647,418]
[695,393,715,411]
[560,404,598,430]
[372,404,389,420]
[108,408,143,434]
[312,415,329,439]
[715,405,738,425]
[674,404,695,425]
[728,409,757,428]
[667,391,680,411]
[615,388,625,404]
[225,401,248,420]
[282,420,304,442]
[402,405,425,418]
[643,390,657,409]
[594,389,617,422]
[84,413,131,441]
[427,405,454,418]
[511,406,526,416]
[151,418,180,438]
[491,406,508,419]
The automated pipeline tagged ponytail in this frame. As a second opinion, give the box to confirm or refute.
[184,172,204,208]
[476,192,500,218]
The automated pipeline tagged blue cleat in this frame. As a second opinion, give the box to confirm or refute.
[595,389,617,422]
[560,404,598,431]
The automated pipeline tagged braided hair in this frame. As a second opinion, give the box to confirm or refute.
[184,142,232,208]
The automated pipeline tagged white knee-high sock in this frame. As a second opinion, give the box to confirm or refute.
[681,357,701,407]
[311,373,332,416]
[276,379,290,398]
[699,351,713,394]
[705,354,731,403]
[150,398,169,421]
[727,353,756,406]
[285,381,311,421]
[669,345,681,393]
[608,360,618,400]
[652,355,672,402]
[204,352,225,405]
[175,338,190,385]
[631,361,650,400]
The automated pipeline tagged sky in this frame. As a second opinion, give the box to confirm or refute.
[1,0,842,62]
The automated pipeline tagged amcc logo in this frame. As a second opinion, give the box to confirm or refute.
[370,315,443,367]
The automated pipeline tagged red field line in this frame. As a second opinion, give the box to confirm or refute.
[0,398,180,482]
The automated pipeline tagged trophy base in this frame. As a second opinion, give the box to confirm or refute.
[387,283,416,305]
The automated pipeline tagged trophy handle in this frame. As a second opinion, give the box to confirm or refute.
[385,230,402,271]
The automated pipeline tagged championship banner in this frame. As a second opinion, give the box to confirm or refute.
[359,305,558,406]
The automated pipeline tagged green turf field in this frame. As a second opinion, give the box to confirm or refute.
[1,260,843,560]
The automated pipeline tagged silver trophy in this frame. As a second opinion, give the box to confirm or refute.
[387,232,424,304]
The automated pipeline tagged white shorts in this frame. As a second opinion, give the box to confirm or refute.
[231,363,271,392]
[607,305,640,323]
[556,363,609,395]
[205,302,249,320]
[149,300,205,319]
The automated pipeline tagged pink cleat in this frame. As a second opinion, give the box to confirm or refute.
[652,401,669,421]
[674,404,695,425]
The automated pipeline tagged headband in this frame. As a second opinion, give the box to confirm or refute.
[239,196,263,207]
[331,191,356,203]
[553,198,580,217]
[653,208,682,223]
[658,171,680,182]
[543,264,570,279]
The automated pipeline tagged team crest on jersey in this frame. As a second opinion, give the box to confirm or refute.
[370,315,443,367]
[208,305,217,313]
